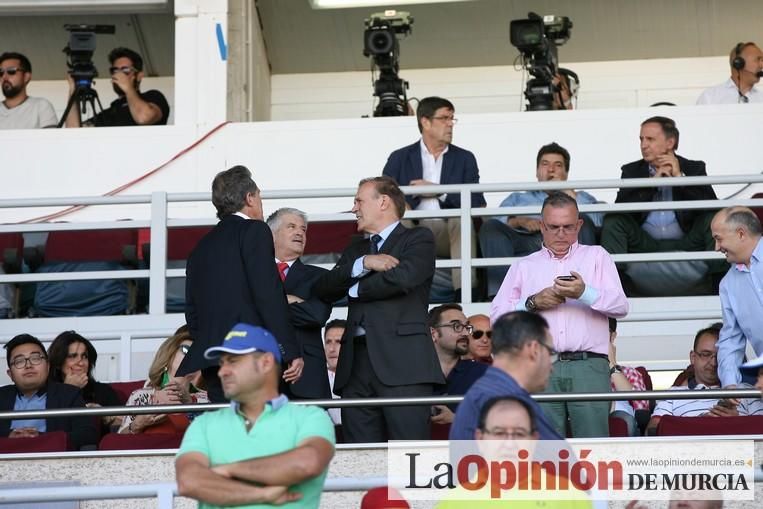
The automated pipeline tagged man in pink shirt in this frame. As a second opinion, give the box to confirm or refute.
[490,192,628,437]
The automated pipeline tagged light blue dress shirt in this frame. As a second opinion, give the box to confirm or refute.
[11,391,47,432]
[493,190,603,228]
[717,238,763,386]
[348,221,400,298]
[642,165,684,240]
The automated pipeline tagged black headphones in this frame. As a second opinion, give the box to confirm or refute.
[732,42,746,71]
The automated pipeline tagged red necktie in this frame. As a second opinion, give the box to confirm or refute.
[277,261,289,282]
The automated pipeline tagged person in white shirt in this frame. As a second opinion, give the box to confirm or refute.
[323,319,345,425]
[382,96,486,300]
[0,52,57,129]
[697,42,763,105]
[647,325,763,434]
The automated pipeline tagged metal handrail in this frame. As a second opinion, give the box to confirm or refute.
[1,389,759,421]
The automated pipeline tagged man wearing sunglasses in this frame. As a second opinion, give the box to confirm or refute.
[0,52,57,129]
[465,313,493,364]
[0,334,97,450]
[428,304,487,425]
[65,47,169,127]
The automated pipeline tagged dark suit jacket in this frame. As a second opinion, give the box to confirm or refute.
[283,259,333,399]
[615,156,717,232]
[0,381,97,450]
[181,214,298,374]
[314,223,445,394]
[382,141,486,210]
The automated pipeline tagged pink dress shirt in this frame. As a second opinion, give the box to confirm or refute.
[490,242,629,355]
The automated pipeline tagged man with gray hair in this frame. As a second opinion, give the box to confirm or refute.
[178,165,301,402]
[267,207,332,400]
[711,206,763,388]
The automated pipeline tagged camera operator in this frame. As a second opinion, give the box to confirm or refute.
[0,52,57,129]
[64,47,169,127]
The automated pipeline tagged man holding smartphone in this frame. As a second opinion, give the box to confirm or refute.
[600,116,722,292]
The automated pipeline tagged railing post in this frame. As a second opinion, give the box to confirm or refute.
[156,484,175,509]
[149,191,168,315]
[119,332,132,382]
[460,188,472,304]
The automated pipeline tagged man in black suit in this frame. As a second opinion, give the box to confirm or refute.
[267,207,332,400]
[601,116,721,277]
[382,96,486,298]
[314,176,444,442]
[180,165,301,402]
[1,334,96,450]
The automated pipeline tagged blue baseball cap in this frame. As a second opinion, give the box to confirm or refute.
[204,323,282,363]
[739,357,763,378]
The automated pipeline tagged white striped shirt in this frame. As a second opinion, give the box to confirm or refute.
[652,383,763,417]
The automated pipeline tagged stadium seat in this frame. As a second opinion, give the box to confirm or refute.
[109,380,146,405]
[98,432,183,451]
[140,226,212,312]
[430,422,451,440]
[32,228,139,317]
[302,221,358,255]
[0,431,70,453]
[656,415,763,436]
[0,232,23,317]
[608,416,629,437]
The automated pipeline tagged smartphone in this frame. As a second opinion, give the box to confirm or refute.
[556,275,577,281]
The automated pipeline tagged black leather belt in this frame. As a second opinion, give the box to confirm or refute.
[557,351,608,361]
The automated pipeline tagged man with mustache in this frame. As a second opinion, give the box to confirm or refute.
[65,47,169,127]
[0,52,57,129]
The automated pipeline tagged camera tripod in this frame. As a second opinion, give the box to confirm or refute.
[57,81,104,128]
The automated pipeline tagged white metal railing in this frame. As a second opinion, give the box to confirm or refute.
[0,175,759,378]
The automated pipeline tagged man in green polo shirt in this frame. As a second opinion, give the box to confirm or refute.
[176,323,335,508]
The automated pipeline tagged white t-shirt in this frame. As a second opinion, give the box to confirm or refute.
[653,383,763,417]
[696,79,763,105]
[0,96,58,129]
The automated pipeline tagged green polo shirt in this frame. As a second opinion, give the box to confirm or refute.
[177,395,335,509]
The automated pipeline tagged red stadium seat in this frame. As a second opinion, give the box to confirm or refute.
[430,422,451,440]
[303,221,358,255]
[98,432,184,451]
[608,416,629,437]
[0,232,23,271]
[44,228,138,263]
[656,415,763,436]
[140,226,213,262]
[0,431,70,453]
[109,380,146,405]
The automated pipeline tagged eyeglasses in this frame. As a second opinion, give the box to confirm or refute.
[0,67,26,77]
[434,321,473,334]
[430,115,458,124]
[472,330,492,340]
[481,427,533,440]
[694,351,717,361]
[544,223,578,234]
[10,353,47,370]
[109,66,136,75]
[538,342,559,362]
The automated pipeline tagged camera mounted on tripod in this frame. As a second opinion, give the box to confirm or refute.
[63,24,115,89]
[363,10,413,117]
[510,12,575,111]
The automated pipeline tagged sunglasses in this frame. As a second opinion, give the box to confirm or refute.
[109,66,137,75]
[0,67,26,77]
[472,330,492,340]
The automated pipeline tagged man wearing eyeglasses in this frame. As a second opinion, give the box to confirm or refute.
[382,96,486,300]
[0,334,97,450]
[479,142,601,299]
[64,47,170,127]
[491,192,628,438]
[646,325,763,434]
[0,52,57,129]
[428,304,487,425]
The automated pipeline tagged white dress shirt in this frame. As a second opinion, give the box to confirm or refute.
[696,78,763,105]
[416,139,449,210]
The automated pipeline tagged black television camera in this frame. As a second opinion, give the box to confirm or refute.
[63,24,115,88]
[58,24,115,128]
[363,10,413,117]
[510,12,574,111]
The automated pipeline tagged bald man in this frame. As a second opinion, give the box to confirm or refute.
[710,206,763,387]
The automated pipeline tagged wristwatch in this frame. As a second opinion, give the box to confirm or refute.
[609,365,621,375]
[525,294,538,312]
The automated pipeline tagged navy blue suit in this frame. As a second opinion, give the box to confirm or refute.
[382,141,486,209]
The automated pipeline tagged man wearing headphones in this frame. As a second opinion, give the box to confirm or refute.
[697,42,763,104]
